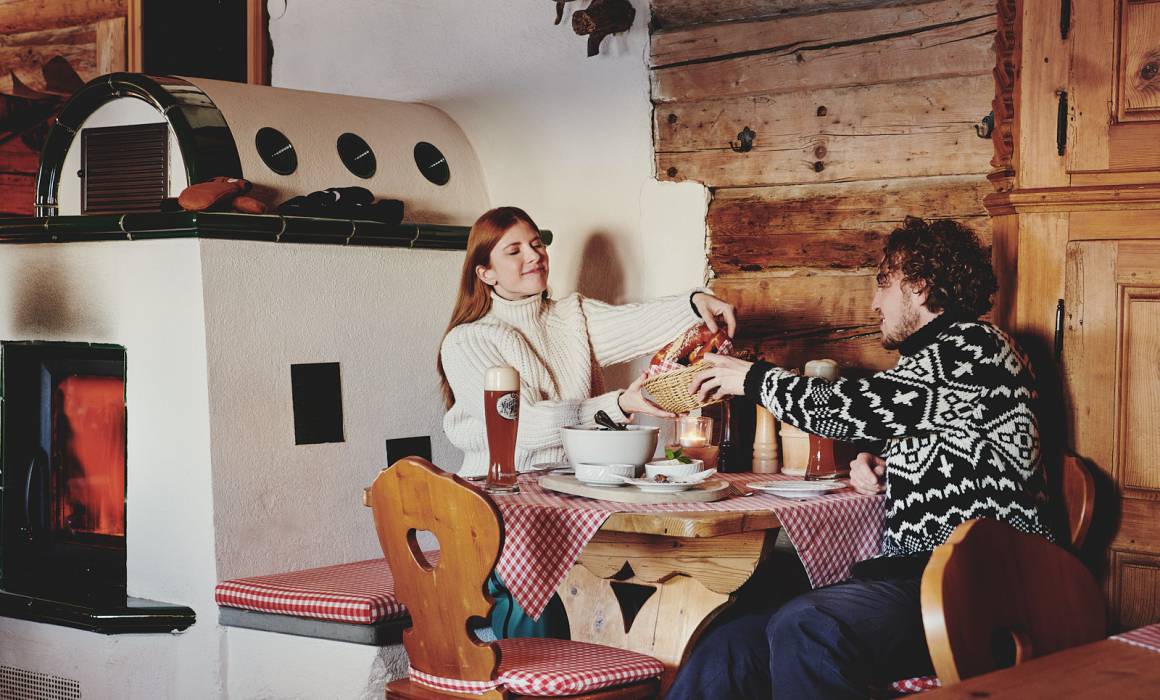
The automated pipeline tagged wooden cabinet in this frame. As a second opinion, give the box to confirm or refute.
[988,0,1160,629]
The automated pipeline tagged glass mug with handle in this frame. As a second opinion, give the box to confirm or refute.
[484,366,521,494]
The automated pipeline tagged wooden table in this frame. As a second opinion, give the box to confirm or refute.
[556,509,783,691]
[923,637,1160,699]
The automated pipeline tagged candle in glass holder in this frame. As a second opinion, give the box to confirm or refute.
[669,415,719,469]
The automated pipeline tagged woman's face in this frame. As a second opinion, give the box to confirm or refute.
[476,222,549,300]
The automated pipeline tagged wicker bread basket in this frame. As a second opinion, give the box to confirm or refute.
[642,361,723,414]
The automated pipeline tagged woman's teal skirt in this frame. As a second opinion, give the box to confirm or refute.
[487,572,570,639]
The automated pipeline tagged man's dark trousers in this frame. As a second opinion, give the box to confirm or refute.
[665,576,933,699]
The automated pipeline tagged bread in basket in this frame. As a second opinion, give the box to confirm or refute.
[642,323,732,414]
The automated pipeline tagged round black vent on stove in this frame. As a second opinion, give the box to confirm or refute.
[255,127,297,175]
[337,132,376,179]
[413,141,450,186]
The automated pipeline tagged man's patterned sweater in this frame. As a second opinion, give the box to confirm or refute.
[743,314,1055,555]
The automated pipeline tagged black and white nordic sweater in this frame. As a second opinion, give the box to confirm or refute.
[743,314,1055,556]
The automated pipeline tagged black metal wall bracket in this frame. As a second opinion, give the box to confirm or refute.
[730,126,756,153]
[1056,91,1068,156]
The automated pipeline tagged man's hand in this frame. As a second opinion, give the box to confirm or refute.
[691,292,737,338]
[850,452,886,495]
[688,353,753,404]
[618,372,677,419]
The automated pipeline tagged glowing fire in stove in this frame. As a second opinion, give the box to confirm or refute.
[56,375,126,537]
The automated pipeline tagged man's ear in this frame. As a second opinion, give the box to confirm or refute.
[475,264,495,286]
[909,280,931,306]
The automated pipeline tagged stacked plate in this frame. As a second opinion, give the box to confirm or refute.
[746,480,845,498]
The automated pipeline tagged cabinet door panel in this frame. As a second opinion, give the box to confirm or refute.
[1066,239,1160,629]
[1118,0,1160,121]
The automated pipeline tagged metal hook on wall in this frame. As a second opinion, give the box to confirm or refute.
[730,126,756,153]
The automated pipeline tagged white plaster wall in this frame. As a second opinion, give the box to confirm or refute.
[225,627,407,700]
[0,240,219,699]
[57,98,189,216]
[198,240,463,579]
[268,0,709,306]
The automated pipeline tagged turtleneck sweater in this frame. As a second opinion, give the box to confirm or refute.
[441,290,700,477]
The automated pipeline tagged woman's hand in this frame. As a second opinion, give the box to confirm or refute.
[850,452,886,495]
[618,372,677,419]
[688,353,752,404]
[692,292,737,338]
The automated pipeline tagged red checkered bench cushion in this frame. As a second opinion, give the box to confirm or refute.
[409,638,664,696]
[215,554,436,625]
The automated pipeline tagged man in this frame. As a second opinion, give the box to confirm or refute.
[671,217,1055,699]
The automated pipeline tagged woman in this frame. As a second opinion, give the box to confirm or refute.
[438,206,735,638]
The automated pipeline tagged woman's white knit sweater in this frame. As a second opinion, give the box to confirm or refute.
[441,290,701,477]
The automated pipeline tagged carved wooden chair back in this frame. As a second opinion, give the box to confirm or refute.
[368,457,503,697]
[921,518,1106,685]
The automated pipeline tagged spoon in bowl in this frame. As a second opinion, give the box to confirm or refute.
[594,410,627,431]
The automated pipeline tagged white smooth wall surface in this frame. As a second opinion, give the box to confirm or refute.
[268,0,709,305]
[198,240,464,578]
[0,240,219,699]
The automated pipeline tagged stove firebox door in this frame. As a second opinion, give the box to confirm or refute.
[1,343,127,603]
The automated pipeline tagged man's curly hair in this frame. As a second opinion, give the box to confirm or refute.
[877,217,996,319]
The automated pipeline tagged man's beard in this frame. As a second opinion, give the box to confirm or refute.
[880,300,923,350]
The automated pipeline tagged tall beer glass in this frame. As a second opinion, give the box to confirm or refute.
[484,366,520,494]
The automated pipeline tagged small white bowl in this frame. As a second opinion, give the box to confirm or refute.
[644,458,704,480]
[574,462,639,486]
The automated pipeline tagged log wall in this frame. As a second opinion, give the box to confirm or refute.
[0,0,126,215]
[650,0,996,371]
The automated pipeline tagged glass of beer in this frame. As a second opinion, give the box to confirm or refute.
[484,366,520,494]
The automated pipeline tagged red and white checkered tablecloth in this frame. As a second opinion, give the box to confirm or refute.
[1111,622,1160,654]
[492,472,884,620]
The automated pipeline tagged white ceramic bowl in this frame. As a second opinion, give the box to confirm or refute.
[560,424,660,468]
[644,458,705,480]
[574,462,639,486]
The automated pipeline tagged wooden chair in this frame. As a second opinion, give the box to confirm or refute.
[1060,452,1096,550]
[920,518,1106,685]
[367,457,663,699]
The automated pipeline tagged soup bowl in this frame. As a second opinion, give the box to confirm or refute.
[560,424,660,468]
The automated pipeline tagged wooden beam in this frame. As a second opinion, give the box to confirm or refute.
[246,0,269,85]
[655,73,995,187]
[652,0,995,67]
[649,0,936,31]
[95,16,125,74]
[652,10,995,103]
[0,0,125,35]
[711,270,899,372]
[707,176,992,274]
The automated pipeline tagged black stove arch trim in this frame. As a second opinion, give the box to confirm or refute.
[35,73,243,217]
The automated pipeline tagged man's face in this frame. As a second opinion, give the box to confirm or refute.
[872,267,925,350]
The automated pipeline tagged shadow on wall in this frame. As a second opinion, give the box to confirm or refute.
[10,257,105,337]
[575,231,637,391]
[575,232,625,305]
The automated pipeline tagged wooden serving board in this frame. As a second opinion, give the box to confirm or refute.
[538,474,730,504]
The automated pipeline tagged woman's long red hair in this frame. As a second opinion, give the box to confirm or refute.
[438,206,542,408]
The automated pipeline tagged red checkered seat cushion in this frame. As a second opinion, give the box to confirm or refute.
[408,638,664,696]
[215,555,436,624]
[887,675,941,695]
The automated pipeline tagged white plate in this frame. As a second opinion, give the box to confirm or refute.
[618,477,696,493]
[746,481,845,498]
[575,477,625,487]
